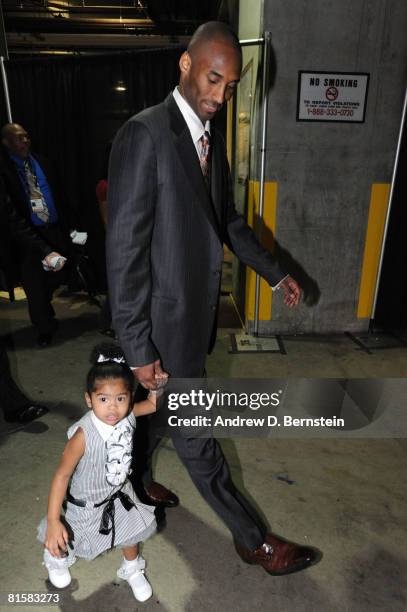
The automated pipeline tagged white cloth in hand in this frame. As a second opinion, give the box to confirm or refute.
[70,230,88,245]
[42,255,67,271]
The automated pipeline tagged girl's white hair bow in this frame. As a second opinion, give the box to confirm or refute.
[97,354,126,364]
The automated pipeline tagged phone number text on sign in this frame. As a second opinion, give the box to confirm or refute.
[307,108,354,117]
[297,72,369,123]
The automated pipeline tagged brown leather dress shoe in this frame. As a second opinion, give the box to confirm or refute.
[235,533,319,576]
[143,482,179,508]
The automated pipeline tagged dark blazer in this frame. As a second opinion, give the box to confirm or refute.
[107,93,286,377]
[0,146,71,234]
[0,146,73,285]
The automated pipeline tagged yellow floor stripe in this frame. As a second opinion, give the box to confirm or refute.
[245,181,278,321]
[0,287,27,301]
[357,183,391,318]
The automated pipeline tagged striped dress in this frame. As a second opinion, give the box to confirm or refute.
[38,411,156,560]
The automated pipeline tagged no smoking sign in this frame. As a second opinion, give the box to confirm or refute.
[297,71,369,122]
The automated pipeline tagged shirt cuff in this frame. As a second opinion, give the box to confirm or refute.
[272,274,289,291]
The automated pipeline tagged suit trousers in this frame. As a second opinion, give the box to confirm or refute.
[171,435,267,550]
[0,342,29,418]
[20,253,57,334]
[131,388,267,551]
[18,225,67,334]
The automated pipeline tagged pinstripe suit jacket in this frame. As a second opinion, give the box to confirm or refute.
[107,93,285,377]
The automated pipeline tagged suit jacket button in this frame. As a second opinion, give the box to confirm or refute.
[211,305,216,311]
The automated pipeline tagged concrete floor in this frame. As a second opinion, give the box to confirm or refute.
[1,292,407,612]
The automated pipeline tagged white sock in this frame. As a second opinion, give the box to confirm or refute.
[122,555,141,570]
[43,548,70,568]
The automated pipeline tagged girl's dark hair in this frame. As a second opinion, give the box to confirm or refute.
[86,343,134,395]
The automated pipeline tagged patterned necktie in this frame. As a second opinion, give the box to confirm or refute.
[24,159,50,224]
[198,131,211,180]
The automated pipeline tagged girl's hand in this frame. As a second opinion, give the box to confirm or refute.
[45,519,69,558]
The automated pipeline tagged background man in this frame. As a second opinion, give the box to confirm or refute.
[107,22,317,576]
[0,174,64,423]
[0,123,71,347]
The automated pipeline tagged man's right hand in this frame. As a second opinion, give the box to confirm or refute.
[134,359,168,390]
[44,251,66,272]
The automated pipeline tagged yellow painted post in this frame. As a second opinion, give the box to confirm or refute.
[245,181,278,320]
[357,183,391,318]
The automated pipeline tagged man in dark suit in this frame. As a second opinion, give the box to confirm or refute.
[107,22,317,575]
[0,123,71,347]
[0,175,64,423]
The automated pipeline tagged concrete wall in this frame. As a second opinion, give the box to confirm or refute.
[245,0,407,334]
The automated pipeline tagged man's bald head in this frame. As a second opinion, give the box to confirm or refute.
[179,21,242,124]
[1,123,22,139]
[1,123,31,158]
[187,21,242,61]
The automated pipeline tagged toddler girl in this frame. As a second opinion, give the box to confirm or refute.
[37,343,166,602]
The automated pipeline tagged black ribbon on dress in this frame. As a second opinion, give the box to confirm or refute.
[94,489,135,549]
[66,491,86,507]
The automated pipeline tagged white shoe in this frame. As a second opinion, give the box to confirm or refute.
[117,556,152,602]
[43,549,74,588]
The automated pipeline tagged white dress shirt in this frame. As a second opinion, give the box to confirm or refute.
[173,86,210,159]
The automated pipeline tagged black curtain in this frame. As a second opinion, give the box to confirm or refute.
[1,48,183,288]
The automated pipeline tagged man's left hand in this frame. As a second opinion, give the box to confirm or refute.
[279,275,301,308]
